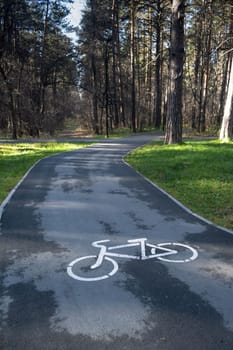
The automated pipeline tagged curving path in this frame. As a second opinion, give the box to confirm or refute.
[0,133,233,349]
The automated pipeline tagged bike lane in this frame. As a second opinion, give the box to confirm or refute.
[0,133,233,349]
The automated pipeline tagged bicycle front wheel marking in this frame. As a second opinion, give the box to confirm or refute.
[156,243,198,263]
[67,255,118,282]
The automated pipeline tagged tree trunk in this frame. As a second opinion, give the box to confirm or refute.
[104,43,110,138]
[154,0,162,129]
[116,5,126,127]
[200,0,213,132]
[40,0,49,119]
[91,54,99,134]
[130,0,136,132]
[192,18,202,130]
[111,0,119,128]
[218,56,230,126]
[218,5,233,127]
[90,0,99,134]
[147,5,153,126]
[219,55,233,141]
[165,0,185,144]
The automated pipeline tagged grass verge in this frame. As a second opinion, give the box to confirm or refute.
[126,140,233,231]
[0,142,91,203]
[107,127,159,138]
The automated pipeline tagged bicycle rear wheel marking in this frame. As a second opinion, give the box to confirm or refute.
[67,255,118,282]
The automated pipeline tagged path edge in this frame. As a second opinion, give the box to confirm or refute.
[0,159,43,222]
[123,154,233,236]
[0,143,97,223]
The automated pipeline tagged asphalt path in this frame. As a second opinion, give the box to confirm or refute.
[0,133,233,349]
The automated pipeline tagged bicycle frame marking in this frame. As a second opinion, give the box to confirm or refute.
[67,238,198,282]
[90,238,178,269]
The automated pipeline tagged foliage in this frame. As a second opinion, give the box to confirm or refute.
[126,139,233,230]
[76,0,233,138]
[0,0,78,139]
[0,0,232,140]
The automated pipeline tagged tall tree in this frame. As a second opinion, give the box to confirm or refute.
[111,0,119,128]
[154,0,163,128]
[89,0,100,134]
[219,54,233,141]
[165,0,185,144]
[130,0,136,132]
[198,0,213,132]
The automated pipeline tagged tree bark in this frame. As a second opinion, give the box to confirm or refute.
[130,0,136,132]
[192,17,202,130]
[165,0,185,144]
[115,4,126,127]
[40,0,50,118]
[111,0,119,128]
[199,0,213,132]
[90,0,99,134]
[104,43,110,138]
[219,55,233,141]
[154,0,162,129]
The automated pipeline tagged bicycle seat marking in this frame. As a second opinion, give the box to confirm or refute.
[67,238,198,282]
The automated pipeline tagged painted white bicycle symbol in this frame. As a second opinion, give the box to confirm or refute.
[67,238,198,282]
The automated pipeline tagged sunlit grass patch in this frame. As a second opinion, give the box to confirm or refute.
[126,140,233,231]
[0,142,91,203]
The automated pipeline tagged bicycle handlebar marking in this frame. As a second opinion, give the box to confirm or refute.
[67,238,198,282]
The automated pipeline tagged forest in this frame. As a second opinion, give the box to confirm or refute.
[0,0,232,142]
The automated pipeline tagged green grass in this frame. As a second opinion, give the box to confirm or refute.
[108,127,133,138]
[126,140,233,231]
[0,142,91,203]
[107,127,159,138]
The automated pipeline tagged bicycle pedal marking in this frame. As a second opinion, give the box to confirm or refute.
[67,238,198,282]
